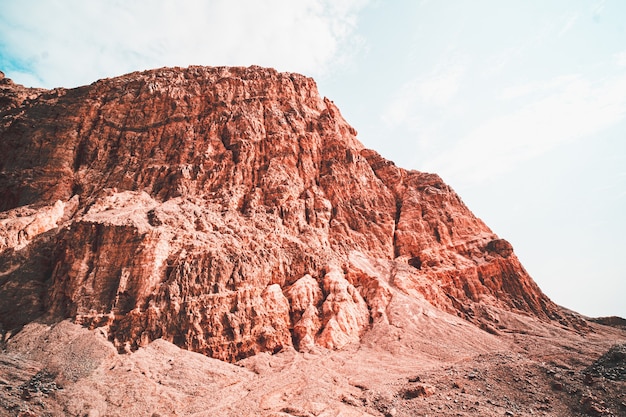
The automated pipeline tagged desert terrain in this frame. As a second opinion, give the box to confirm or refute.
[0,66,624,416]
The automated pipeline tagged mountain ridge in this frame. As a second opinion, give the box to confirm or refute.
[1,65,625,417]
[0,65,583,361]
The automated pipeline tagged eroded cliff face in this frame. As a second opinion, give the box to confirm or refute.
[0,66,572,361]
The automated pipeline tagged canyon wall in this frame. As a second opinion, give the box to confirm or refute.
[0,67,571,361]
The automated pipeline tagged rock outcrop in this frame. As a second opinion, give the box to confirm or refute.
[0,66,571,361]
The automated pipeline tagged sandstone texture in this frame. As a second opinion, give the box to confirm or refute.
[1,66,625,416]
[0,66,581,360]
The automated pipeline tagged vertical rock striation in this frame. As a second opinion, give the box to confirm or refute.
[0,66,571,361]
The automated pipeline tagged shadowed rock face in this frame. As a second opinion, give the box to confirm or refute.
[0,66,570,361]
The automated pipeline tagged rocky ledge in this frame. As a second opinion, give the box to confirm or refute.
[0,66,580,362]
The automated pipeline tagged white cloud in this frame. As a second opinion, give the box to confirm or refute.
[416,69,464,106]
[615,51,626,67]
[423,73,626,184]
[0,0,367,88]
[382,66,464,128]
[558,13,579,37]
[499,75,579,100]
[593,0,607,17]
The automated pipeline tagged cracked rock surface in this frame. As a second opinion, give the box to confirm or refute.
[0,66,624,416]
[0,66,579,360]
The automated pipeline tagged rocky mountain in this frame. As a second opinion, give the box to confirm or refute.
[0,67,624,417]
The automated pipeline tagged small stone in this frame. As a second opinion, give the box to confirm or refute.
[400,384,434,399]
[341,395,360,407]
[551,381,563,391]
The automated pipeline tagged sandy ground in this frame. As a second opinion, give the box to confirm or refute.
[1,301,625,417]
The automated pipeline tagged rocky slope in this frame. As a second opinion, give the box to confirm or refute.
[2,318,625,417]
[0,66,581,362]
[1,67,625,417]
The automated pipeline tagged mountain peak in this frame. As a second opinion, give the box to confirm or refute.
[0,66,580,362]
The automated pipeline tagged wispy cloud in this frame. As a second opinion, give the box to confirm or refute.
[382,66,465,128]
[423,73,626,184]
[499,75,579,100]
[615,51,626,67]
[0,0,368,88]
[558,13,579,37]
[378,66,465,156]
[593,0,607,18]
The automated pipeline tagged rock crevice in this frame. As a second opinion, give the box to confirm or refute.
[0,66,574,361]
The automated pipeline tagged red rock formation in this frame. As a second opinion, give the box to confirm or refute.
[0,66,574,361]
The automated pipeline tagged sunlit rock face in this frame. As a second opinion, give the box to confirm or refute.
[0,66,569,361]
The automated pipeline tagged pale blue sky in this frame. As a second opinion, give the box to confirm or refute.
[1,0,624,318]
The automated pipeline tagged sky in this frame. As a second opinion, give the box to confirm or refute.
[1,0,624,318]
